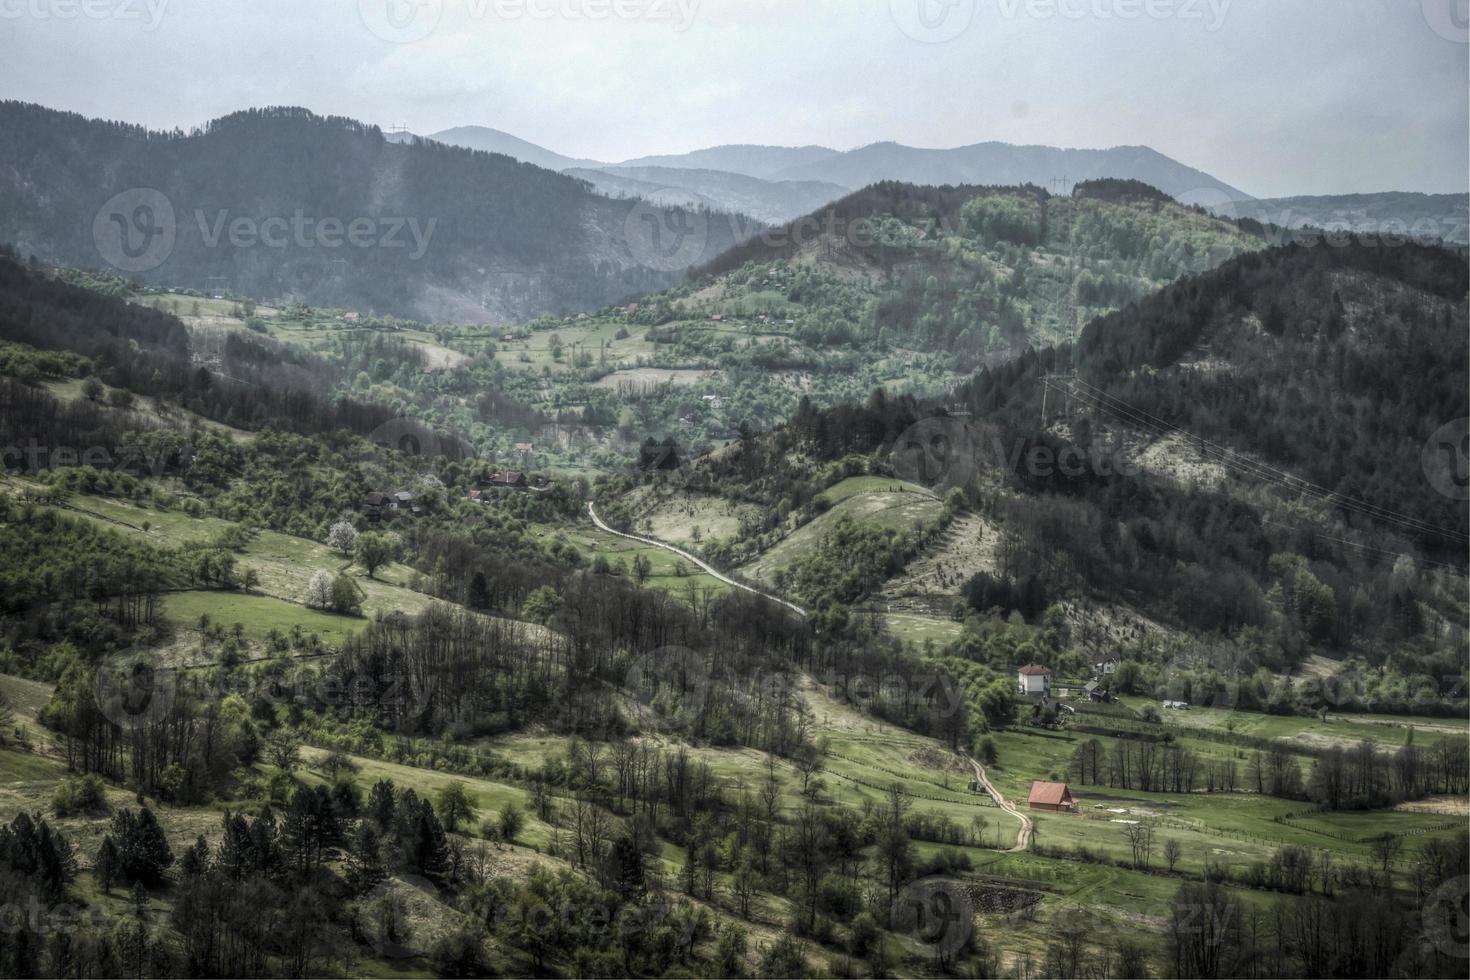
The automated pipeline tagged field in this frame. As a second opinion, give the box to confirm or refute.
[622,486,763,549]
[740,478,943,587]
[528,520,732,602]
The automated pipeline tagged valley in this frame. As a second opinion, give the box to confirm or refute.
[0,72,1466,980]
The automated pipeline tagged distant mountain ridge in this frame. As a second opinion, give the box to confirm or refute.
[422,127,1259,227]
[764,140,1253,205]
[566,165,848,225]
[1237,192,1469,244]
[426,125,608,172]
[0,102,747,322]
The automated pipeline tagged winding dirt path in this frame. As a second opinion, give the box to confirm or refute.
[587,502,807,618]
[589,504,1041,849]
[967,755,1033,852]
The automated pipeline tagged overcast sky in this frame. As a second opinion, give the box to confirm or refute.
[2,0,1465,196]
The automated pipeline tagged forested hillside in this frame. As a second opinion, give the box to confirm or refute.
[0,103,746,322]
[620,237,1468,708]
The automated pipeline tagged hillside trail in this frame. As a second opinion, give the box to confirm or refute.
[589,503,1038,849]
[587,502,807,618]
[967,755,1033,852]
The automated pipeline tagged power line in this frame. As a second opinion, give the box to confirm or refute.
[1051,376,1468,544]
[1260,520,1466,576]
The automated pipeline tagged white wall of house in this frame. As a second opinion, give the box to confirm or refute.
[1019,672,1051,696]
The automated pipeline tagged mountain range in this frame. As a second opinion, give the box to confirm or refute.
[422,125,1256,225]
[417,126,1470,245]
[0,103,749,322]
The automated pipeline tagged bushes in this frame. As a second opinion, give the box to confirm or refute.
[52,773,108,816]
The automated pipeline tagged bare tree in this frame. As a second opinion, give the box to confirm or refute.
[1164,837,1182,873]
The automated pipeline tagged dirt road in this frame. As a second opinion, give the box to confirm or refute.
[967,755,1033,852]
[587,502,808,618]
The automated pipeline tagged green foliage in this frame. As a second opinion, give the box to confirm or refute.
[51,773,108,817]
[102,806,174,888]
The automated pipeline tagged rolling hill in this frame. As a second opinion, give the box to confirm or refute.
[0,103,748,322]
[1237,192,1469,245]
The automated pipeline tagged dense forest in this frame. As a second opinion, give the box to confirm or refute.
[0,103,747,321]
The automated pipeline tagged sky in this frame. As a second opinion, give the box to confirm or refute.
[1,0,1466,197]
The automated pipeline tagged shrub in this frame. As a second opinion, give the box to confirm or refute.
[52,773,108,816]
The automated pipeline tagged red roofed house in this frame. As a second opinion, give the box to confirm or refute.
[1018,663,1053,697]
[1027,781,1076,812]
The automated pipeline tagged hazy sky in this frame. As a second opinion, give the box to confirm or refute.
[2,0,1465,196]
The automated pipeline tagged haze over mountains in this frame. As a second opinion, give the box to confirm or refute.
[0,103,748,322]
[419,125,1469,243]
[423,124,1255,224]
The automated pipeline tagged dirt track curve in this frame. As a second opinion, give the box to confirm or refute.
[590,501,1035,844]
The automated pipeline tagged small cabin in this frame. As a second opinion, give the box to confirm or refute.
[489,471,528,490]
[1027,781,1077,813]
[1018,664,1053,697]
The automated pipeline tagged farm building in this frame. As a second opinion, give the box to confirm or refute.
[1018,663,1053,696]
[1027,781,1076,812]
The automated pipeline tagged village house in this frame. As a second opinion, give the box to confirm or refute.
[1018,663,1053,697]
[362,490,391,520]
[1092,656,1120,677]
[1027,781,1077,813]
[488,471,529,490]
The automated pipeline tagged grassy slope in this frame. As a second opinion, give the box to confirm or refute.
[740,478,942,587]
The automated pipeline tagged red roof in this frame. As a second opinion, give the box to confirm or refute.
[1028,781,1074,806]
[1018,664,1053,676]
